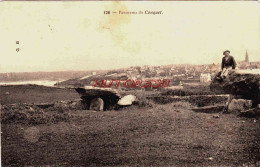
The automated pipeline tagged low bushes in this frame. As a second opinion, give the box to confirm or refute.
[1,104,72,125]
[148,95,228,107]
[188,95,228,107]
[161,84,214,96]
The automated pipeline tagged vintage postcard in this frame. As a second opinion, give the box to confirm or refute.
[0,1,260,166]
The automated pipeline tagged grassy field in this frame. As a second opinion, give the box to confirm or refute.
[1,85,260,166]
[0,85,80,104]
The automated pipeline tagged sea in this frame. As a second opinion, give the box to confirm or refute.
[0,80,58,87]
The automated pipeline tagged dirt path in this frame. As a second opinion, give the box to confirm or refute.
[2,105,260,166]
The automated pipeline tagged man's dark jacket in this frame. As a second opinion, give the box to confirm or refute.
[221,56,236,70]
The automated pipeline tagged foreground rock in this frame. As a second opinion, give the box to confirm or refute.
[210,69,260,107]
[89,98,104,111]
[239,108,260,118]
[228,99,252,113]
[53,100,88,110]
[75,87,121,111]
[192,104,225,113]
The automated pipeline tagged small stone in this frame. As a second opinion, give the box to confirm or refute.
[208,157,213,161]
[213,114,220,118]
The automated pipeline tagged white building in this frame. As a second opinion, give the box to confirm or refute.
[200,73,211,83]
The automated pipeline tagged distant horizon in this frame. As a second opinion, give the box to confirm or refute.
[1,49,258,73]
[1,58,259,74]
[0,62,223,74]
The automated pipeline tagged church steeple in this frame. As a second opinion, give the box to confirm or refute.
[245,50,249,63]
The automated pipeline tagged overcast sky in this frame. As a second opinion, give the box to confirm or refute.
[0,1,259,72]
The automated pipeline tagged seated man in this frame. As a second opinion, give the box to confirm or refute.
[217,50,237,80]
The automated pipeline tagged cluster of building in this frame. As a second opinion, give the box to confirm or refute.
[115,51,260,84]
[60,50,259,87]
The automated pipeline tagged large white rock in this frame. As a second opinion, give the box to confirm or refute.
[117,95,137,106]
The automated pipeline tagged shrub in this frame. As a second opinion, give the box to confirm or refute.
[188,95,228,107]
[161,84,214,96]
[1,104,72,125]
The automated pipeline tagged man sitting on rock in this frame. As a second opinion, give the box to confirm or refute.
[217,50,237,81]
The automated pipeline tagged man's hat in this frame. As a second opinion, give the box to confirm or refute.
[223,50,230,55]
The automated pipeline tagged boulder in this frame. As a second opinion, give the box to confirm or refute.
[75,87,120,110]
[239,108,260,118]
[228,99,252,113]
[54,101,69,109]
[69,100,88,110]
[89,98,104,111]
[75,87,121,99]
[192,104,225,113]
[210,69,260,107]
[117,94,137,106]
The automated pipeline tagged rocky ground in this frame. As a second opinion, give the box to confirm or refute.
[1,85,260,166]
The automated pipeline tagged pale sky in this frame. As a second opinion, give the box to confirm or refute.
[0,1,259,72]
